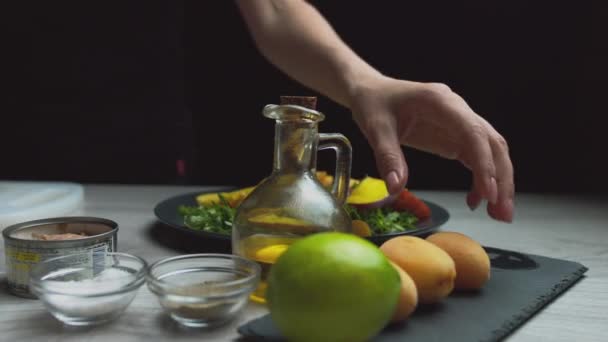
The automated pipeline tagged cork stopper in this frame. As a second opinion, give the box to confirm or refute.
[280,96,317,110]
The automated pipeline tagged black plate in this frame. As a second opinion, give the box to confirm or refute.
[154,188,450,245]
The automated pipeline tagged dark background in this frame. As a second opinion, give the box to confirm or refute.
[2,1,606,194]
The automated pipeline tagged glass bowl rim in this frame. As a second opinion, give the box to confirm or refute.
[29,252,148,297]
[146,253,261,298]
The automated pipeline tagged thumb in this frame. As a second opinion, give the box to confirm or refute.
[369,129,408,194]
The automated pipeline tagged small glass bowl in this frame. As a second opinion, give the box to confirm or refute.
[29,252,147,326]
[146,253,261,328]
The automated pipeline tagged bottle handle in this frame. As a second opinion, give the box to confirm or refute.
[318,133,352,205]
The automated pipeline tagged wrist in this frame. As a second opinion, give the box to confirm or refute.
[343,68,389,109]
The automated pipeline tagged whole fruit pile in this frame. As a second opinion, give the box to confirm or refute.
[266,230,491,341]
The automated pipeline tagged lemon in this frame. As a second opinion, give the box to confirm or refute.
[266,232,400,342]
[254,244,289,264]
[346,176,389,204]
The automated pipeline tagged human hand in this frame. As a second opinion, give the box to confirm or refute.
[349,76,514,222]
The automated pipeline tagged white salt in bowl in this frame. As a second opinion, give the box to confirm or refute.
[29,252,147,326]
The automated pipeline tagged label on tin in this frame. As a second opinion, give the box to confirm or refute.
[5,238,114,296]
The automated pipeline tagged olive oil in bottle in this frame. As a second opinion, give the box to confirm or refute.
[231,96,353,304]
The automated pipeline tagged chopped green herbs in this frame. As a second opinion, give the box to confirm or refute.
[345,205,418,235]
[179,201,418,236]
[178,197,236,234]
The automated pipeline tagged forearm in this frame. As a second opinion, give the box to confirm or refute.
[236,0,382,108]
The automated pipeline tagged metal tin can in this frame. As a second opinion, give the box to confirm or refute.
[2,217,118,298]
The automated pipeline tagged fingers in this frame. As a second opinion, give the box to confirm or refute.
[439,89,513,222]
[414,86,501,206]
[460,123,498,205]
[487,134,515,222]
[466,191,483,211]
[403,116,513,223]
[461,119,514,223]
[359,114,408,194]
[374,138,408,194]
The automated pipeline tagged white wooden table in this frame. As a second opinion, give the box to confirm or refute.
[1,185,607,341]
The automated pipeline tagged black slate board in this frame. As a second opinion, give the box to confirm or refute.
[238,247,588,342]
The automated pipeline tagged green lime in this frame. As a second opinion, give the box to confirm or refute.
[266,232,400,342]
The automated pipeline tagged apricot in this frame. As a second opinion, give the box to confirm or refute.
[380,236,456,304]
[388,261,418,321]
[316,171,360,188]
[351,219,372,237]
[315,171,334,188]
[426,231,491,290]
